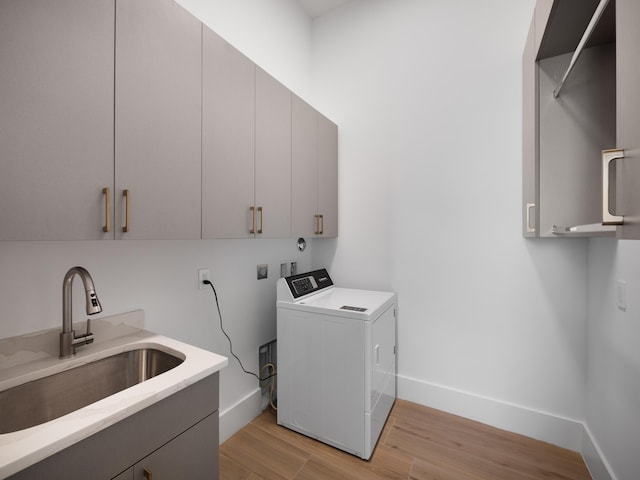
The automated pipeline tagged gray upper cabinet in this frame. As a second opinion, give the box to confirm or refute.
[292,96,339,238]
[0,0,115,241]
[115,0,202,240]
[523,0,618,238]
[615,0,640,239]
[1,0,336,242]
[255,68,292,238]
[202,28,255,239]
[318,113,339,238]
[292,96,319,238]
[202,32,292,239]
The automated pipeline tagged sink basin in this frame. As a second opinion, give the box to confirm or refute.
[0,348,183,434]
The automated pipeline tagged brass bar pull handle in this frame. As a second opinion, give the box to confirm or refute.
[250,206,256,234]
[319,214,324,235]
[526,203,535,233]
[315,215,321,235]
[602,149,624,225]
[123,189,130,233]
[143,467,153,480]
[257,207,263,234]
[102,187,111,233]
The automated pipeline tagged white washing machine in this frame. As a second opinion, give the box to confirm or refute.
[276,269,397,460]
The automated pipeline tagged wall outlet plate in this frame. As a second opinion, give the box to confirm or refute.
[257,264,268,280]
[198,269,210,290]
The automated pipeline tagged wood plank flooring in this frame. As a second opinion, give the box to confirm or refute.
[219,399,592,480]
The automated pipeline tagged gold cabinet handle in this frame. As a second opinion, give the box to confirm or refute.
[257,206,263,234]
[122,189,130,233]
[102,187,111,233]
[143,467,153,480]
[315,214,324,235]
[602,149,624,225]
[526,203,535,233]
[249,206,256,234]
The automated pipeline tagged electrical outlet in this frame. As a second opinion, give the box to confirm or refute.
[198,268,210,290]
[257,264,268,280]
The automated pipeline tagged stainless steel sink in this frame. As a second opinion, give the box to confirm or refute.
[0,348,183,434]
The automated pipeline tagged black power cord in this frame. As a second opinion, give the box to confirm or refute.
[203,280,276,382]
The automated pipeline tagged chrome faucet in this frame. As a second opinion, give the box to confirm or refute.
[60,266,102,358]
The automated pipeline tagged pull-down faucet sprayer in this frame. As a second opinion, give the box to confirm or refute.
[59,266,102,358]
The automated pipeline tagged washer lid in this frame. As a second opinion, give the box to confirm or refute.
[282,287,396,320]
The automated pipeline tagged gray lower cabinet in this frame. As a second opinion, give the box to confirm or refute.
[9,374,219,480]
[0,0,115,241]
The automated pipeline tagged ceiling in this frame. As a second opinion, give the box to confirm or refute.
[295,0,353,18]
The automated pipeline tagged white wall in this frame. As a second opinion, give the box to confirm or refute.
[311,0,591,450]
[176,0,312,99]
[586,239,640,480]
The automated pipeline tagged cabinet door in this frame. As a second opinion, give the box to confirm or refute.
[616,0,640,239]
[115,0,202,240]
[255,68,292,238]
[0,0,114,241]
[112,469,133,480]
[202,28,255,239]
[292,97,339,239]
[318,114,339,238]
[134,413,219,479]
[291,96,319,238]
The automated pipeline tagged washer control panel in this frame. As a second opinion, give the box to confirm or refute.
[285,268,334,299]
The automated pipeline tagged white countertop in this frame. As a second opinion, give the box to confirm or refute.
[0,310,228,479]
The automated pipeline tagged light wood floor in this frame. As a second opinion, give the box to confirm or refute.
[219,399,592,480]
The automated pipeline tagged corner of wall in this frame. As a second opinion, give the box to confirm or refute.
[581,424,616,480]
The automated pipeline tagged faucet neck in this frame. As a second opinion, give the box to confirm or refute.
[62,266,101,333]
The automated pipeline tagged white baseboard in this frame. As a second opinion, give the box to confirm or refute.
[581,425,616,480]
[397,374,584,451]
[219,388,262,444]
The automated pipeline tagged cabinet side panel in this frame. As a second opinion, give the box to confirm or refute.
[617,0,640,238]
[523,16,538,237]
